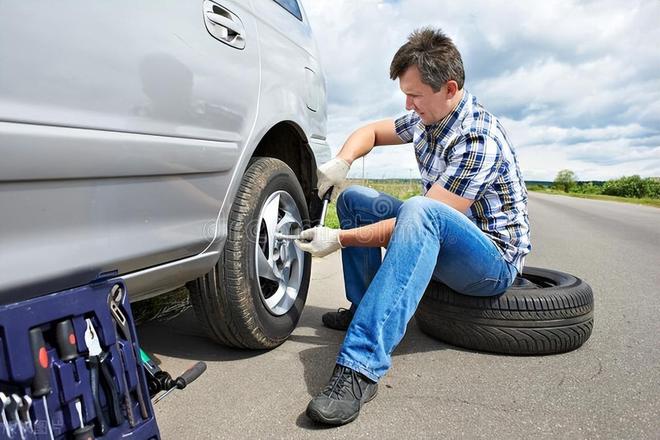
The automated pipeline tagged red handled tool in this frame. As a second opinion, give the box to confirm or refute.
[28,327,55,440]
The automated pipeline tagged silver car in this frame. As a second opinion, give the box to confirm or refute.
[0,0,330,348]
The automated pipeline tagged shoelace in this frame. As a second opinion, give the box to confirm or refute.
[322,367,364,400]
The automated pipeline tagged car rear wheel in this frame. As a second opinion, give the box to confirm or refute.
[188,157,311,349]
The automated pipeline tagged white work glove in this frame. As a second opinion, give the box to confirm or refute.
[317,157,350,199]
[294,226,344,257]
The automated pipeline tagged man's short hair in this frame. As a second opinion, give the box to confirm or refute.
[390,27,465,91]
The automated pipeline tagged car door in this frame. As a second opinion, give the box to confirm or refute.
[0,1,260,298]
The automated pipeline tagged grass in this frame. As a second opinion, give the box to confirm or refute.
[528,188,660,208]
[131,286,191,325]
[324,181,660,229]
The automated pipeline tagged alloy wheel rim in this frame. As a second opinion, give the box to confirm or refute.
[254,191,305,316]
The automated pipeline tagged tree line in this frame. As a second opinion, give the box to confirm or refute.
[530,170,660,199]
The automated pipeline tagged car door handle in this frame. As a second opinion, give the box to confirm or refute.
[206,11,242,35]
[203,0,246,49]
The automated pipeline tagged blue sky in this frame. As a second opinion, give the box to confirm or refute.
[301,0,660,181]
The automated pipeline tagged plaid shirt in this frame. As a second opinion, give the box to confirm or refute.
[394,90,531,273]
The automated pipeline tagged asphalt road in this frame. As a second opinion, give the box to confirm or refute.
[139,192,660,439]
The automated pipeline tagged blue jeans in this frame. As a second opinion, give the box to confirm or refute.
[335,185,517,382]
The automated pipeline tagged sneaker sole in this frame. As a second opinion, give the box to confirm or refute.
[306,386,378,426]
[321,319,350,331]
[306,406,360,426]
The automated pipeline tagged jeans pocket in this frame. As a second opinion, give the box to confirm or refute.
[462,277,503,296]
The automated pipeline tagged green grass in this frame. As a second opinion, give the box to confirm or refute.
[529,188,660,208]
[323,181,660,229]
[324,202,341,229]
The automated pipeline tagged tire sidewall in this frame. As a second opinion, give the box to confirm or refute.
[416,267,594,355]
[226,158,311,343]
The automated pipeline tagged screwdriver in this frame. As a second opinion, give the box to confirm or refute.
[55,319,78,362]
[55,320,95,439]
[28,327,55,440]
[72,400,95,440]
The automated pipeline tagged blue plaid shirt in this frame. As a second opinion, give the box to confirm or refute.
[394,90,531,273]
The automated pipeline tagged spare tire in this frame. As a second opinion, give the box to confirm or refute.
[415,267,593,355]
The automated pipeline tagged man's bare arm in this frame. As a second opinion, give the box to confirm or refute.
[338,218,396,248]
[336,119,403,165]
[337,185,474,248]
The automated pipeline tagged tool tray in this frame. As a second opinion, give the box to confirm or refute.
[0,281,160,439]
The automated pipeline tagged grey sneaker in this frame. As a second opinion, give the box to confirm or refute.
[306,365,378,425]
[321,307,354,331]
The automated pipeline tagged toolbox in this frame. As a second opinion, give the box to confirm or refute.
[0,281,160,439]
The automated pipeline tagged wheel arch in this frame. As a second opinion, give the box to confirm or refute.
[250,121,324,224]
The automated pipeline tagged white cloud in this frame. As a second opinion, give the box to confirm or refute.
[301,0,660,180]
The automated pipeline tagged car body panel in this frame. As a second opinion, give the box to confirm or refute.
[0,0,329,303]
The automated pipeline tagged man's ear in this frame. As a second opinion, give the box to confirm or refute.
[446,80,459,99]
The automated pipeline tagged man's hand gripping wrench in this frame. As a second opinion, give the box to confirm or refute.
[275,186,334,241]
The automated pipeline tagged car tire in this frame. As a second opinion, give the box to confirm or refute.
[415,267,594,355]
[188,157,311,349]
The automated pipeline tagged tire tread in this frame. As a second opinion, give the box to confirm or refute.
[416,267,594,355]
[189,158,309,349]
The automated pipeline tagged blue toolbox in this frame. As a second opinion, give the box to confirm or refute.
[0,281,160,439]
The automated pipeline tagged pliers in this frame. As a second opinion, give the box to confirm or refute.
[84,319,124,435]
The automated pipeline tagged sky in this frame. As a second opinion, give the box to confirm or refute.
[300,0,660,181]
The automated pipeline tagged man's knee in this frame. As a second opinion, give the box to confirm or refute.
[398,196,437,217]
[396,195,455,228]
[337,185,379,218]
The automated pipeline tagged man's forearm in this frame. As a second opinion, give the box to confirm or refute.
[336,126,376,165]
[338,218,396,248]
[335,120,402,165]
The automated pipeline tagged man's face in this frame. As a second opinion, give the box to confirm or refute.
[399,65,455,125]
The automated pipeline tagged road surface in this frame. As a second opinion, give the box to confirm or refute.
[139,192,660,439]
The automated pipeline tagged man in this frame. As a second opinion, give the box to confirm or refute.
[295,27,531,426]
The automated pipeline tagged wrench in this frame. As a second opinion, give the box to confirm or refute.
[18,396,33,434]
[0,393,11,437]
[276,187,335,241]
[9,394,25,440]
[274,233,301,241]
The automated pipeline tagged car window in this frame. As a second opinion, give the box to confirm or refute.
[273,0,302,21]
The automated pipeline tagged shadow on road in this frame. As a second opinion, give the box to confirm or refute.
[290,305,454,429]
[136,308,266,364]
[136,301,458,431]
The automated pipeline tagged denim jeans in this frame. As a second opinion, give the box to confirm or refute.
[335,185,518,382]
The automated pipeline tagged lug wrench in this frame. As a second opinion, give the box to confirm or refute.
[274,186,334,241]
[318,186,334,227]
[108,285,149,421]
